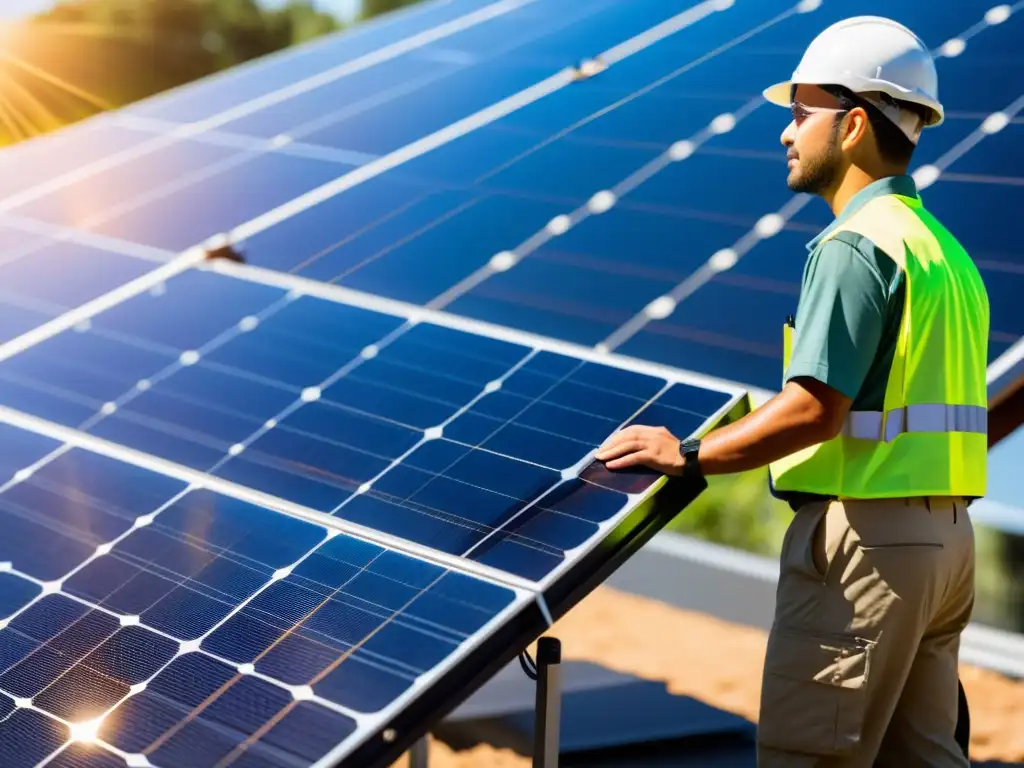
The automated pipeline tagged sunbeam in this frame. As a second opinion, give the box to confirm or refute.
[0,48,114,112]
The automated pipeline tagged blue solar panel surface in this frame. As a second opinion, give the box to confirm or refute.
[0,267,731,584]
[0,0,1015,394]
[0,0,1020,765]
[0,424,522,767]
[0,270,735,766]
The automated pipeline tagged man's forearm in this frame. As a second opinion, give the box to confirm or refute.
[697,386,838,475]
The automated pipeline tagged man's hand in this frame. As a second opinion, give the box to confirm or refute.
[595,425,684,475]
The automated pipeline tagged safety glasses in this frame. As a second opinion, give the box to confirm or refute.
[790,100,848,126]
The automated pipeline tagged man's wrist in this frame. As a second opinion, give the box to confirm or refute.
[678,438,703,480]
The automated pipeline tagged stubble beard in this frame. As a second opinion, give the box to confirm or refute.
[787,124,842,195]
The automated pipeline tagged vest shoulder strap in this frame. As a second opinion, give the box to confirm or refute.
[817,194,920,270]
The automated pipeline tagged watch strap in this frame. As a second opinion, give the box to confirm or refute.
[679,438,703,480]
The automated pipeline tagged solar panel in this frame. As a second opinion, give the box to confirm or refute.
[0,265,739,767]
[0,422,517,768]
[0,0,1021,765]
[1,0,1010,398]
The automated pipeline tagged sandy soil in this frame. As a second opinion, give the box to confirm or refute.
[391,586,1024,767]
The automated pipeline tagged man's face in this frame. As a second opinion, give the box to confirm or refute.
[780,84,848,195]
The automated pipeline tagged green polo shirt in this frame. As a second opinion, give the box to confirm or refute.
[784,175,916,409]
[774,175,914,507]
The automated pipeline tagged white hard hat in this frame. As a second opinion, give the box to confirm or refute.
[763,16,944,144]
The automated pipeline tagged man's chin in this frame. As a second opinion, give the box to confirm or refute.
[786,171,817,194]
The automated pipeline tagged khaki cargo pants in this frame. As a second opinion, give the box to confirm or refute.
[757,497,975,767]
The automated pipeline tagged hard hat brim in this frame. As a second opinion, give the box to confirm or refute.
[762,78,944,128]
[762,81,792,108]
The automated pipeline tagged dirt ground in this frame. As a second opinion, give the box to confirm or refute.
[391,586,1024,767]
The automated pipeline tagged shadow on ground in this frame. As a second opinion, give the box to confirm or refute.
[433,660,1021,767]
[435,659,756,766]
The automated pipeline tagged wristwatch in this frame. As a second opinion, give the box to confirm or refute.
[678,438,704,481]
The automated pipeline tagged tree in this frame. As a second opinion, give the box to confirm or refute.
[359,0,424,20]
[0,0,341,146]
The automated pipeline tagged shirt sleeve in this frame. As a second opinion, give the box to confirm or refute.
[785,234,891,400]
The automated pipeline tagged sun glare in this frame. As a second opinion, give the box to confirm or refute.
[0,21,16,47]
[69,718,103,744]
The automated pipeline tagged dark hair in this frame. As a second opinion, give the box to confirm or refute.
[818,84,930,167]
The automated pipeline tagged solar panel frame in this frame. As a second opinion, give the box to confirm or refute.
[0,419,532,768]
[0,342,744,768]
[333,462,724,768]
[0,248,746,767]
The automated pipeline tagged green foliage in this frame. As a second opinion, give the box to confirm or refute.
[666,468,793,557]
[35,0,341,70]
[0,0,342,145]
[359,0,424,20]
[671,469,1024,634]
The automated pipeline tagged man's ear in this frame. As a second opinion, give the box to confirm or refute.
[840,107,872,153]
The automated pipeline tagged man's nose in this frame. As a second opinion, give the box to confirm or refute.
[780,119,797,147]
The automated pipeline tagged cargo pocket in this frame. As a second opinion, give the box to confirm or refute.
[757,628,873,756]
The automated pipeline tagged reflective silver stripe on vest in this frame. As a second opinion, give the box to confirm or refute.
[842,404,987,442]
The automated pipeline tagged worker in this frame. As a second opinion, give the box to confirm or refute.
[595,15,989,768]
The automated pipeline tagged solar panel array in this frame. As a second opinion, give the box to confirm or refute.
[0,0,1021,765]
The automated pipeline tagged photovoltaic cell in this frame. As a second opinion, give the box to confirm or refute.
[0,420,525,768]
[187,1,1020,394]
[0,269,731,583]
[120,0,519,123]
[0,123,159,203]
[0,241,157,310]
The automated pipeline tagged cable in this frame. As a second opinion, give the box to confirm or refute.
[518,648,538,681]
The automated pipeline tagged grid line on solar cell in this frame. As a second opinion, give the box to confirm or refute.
[0,248,203,365]
[0,267,731,584]
[990,337,1024,387]
[932,0,1023,54]
[98,0,618,160]
[0,0,783,396]
[221,0,734,245]
[0,215,171,268]
[0,357,735,767]
[0,423,532,766]
[326,347,541,514]
[210,258,760,405]
[470,1,806,187]
[425,94,766,311]
[912,91,1024,187]
[101,113,383,167]
[599,85,1024,355]
[0,0,540,217]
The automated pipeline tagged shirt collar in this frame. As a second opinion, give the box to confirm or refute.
[806,174,920,252]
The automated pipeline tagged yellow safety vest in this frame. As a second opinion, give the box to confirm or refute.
[769,191,990,499]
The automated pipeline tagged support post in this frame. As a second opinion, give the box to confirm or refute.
[533,637,562,768]
[408,736,429,768]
